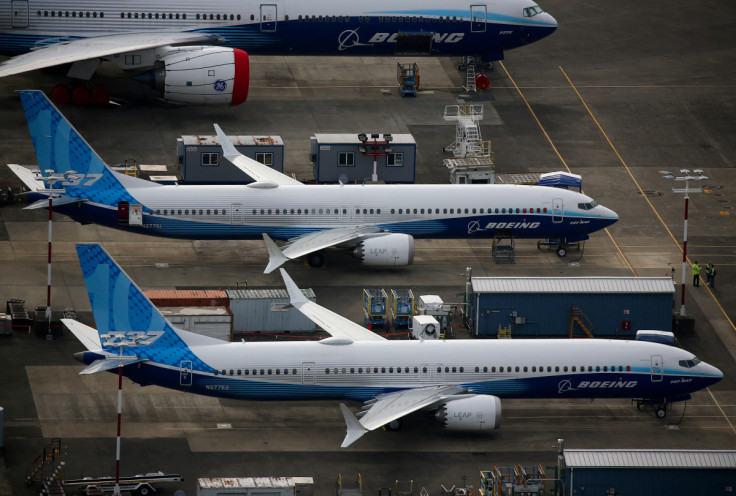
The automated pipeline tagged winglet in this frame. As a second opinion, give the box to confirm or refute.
[279,268,310,306]
[213,123,242,162]
[263,233,290,274]
[339,403,369,448]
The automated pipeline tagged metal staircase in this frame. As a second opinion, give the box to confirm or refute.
[569,306,595,338]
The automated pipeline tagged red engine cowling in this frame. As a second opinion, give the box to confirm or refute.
[352,233,415,267]
[142,46,249,106]
[435,395,502,431]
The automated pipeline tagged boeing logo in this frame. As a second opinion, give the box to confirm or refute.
[557,379,638,394]
[338,31,465,50]
[468,220,541,234]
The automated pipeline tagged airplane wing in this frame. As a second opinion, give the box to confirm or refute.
[279,269,386,342]
[340,385,468,447]
[0,32,223,78]
[263,227,381,273]
[213,124,302,186]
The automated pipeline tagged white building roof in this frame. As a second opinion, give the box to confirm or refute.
[564,450,736,469]
[312,133,416,145]
[471,277,675,294]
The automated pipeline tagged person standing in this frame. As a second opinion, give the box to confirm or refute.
[708,264,716,288]
[705,262,713,287]
[692,261,701,287]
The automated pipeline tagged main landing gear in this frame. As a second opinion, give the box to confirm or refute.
[634,399,668,418]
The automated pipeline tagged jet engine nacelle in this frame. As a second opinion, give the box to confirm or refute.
[436,395,502,431]
[140,46,249,106]
[352,233,415,267]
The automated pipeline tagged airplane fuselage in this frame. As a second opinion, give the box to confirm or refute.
[56,182,618,242]
[76,338,722,403]
[0,0,557,60]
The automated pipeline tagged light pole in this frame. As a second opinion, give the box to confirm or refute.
[659,169,708,317]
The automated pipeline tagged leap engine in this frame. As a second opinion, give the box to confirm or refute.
[352,233,415,267]
[133,46,249,106]
[435,395,502,431]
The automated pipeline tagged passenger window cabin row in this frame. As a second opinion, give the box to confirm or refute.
[215,364,632,376]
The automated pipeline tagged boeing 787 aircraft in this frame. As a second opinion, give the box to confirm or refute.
[65,243,723,447]
[10,90,618,272]
[0,0,557,105]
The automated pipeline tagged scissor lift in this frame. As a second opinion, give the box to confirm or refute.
[397,63,419,96]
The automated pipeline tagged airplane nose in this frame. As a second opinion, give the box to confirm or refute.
[543,13,558,29]
[597,205,619,226]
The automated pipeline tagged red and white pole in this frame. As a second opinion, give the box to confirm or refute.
[114,362,123,496]
[46,195,53,336]
[680,196,689,316]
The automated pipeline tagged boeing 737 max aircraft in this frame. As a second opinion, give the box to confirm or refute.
[10,90,618,272]
[65,243,723,447]
[0,0,557,105]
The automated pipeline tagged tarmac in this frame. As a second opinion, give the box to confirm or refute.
[0,0,735,494]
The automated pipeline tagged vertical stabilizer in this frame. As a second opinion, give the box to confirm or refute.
[75,243,216,371]
[18,90,146,208]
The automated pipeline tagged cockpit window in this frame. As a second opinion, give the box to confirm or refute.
[679,356,702,368]
[577,201,598,211]
[523,5,544,17]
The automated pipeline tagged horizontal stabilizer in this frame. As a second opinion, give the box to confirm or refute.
[26,196,84,210]
[80,356,148,375]
[7,164,45,191]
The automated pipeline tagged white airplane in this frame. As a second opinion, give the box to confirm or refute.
[65,243,723,447]
[0,0,558,105]
[10,90,619,272]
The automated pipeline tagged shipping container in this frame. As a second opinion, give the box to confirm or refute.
[145,289,229,307]
[159,306,233,341]
[227,289,316,333]
[197,477,313,496]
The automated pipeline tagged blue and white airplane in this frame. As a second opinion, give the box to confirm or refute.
[10,90,618,271]
[65,243,723,447]
[0,0,557,105]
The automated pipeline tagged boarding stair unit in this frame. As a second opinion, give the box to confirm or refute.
[336,473,363,496]
[491,231,515,264]
[443,105,491,159]
[463,63,477,93]
[569,305,595,338]
[26,438,66,494]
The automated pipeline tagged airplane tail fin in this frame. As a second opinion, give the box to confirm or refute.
[18,90,151,208]
[74,243,218,372]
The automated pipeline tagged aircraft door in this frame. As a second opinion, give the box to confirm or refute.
[650,355,663,382]
[11,0,29,28]
[180,360,193,386]
[302,362,315,385]
[470,5,487,33]
[420,363,430,381]
[260,4,278,32]
[231,203,243,225]
[552,198,563,223]
[432,363,444,381]
[340,206,355,223]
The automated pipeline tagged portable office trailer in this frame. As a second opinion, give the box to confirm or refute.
[470,277,675,338]
[227,289,317,333]
[562,449,736,496]
[310,133,416,183]
[158,306,233,341]
[177,135,284,183]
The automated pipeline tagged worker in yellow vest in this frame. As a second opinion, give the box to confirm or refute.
[692,261,701,287]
